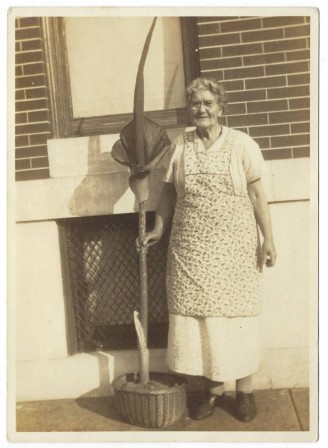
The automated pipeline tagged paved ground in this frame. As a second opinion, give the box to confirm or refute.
[16,388,309,433]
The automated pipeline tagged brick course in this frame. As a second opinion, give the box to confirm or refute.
[267,85,309,99]
[264,38,307,53]
[262,148,292,160]
[16,145,49,159]
[261,16,305,28]
[222,42,262,57]
[197,15,310,160]
[293,146,310,158]
[15,17,52,181]
[245,76,287,90]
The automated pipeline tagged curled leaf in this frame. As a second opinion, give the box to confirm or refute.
[111,117,171,174]
[118,116,171,173]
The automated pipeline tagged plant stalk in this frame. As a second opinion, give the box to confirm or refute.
[138,199,149,385]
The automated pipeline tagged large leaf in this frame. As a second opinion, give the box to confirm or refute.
[112,116,171,173]
[111,17,171,174]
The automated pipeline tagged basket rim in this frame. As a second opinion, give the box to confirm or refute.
[112,371,187,396]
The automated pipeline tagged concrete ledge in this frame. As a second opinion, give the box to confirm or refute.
[16,346,309,402]
[15,157,310,223]
[15,170,165,222]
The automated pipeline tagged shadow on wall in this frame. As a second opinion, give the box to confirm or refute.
[67,132,170,217]
[67,134,137,216]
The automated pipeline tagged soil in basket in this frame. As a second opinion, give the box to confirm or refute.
[120,374,182,392]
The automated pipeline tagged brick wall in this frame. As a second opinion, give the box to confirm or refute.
[15,17,52,181]
[197,16,310,160]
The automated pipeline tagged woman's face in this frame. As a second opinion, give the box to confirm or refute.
[189,89,223,130]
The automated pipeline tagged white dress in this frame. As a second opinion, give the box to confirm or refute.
[163,126,264,381]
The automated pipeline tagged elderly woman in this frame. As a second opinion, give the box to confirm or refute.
[141,77,277,422]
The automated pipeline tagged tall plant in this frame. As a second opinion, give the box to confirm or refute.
[112,17,171,386]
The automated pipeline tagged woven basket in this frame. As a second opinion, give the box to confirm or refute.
[112,371,187,428]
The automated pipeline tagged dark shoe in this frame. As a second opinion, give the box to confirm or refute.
[192,394,218,420]
[236,392,257,422]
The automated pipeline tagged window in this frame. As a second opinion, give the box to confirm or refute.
[42,16,200,138]
[65,17,186,117]
[59,214,171,353]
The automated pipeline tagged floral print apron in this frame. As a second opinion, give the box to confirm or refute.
[166,129,262,317]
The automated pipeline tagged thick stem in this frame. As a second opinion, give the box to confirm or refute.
[138,200,149,385]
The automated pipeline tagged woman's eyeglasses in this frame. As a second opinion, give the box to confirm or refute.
[190,100,220,111]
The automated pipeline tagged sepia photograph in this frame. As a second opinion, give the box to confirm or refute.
[7,5,318,443]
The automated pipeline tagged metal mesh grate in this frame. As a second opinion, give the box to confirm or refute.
[61,213,169,352]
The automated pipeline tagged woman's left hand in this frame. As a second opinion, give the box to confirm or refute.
[261,239,277,267]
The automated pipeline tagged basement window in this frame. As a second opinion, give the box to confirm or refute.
[58,213,169,354]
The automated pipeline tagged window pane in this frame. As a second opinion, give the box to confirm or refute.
[65,17,186,118]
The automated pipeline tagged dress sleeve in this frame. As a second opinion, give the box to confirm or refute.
[242,135,265,184]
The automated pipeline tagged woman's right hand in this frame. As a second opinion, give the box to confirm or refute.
[135,228,163,253]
